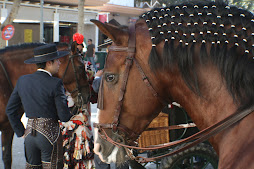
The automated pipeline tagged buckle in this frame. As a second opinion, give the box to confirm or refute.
[112,123,119,133]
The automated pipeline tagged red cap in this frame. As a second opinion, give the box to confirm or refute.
[73,33,84,44]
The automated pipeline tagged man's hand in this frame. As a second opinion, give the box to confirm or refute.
[95,70,103,77]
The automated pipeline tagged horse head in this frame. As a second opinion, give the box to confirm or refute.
[92,2,254,168]
[56,43,90,106]
[91,20,170,164]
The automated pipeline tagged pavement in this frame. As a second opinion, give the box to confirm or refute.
[0,104,156,169]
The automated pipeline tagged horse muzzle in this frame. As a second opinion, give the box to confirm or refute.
[94,128,129,164]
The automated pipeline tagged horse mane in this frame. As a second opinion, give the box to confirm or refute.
[54,42,70,50]
[0,43,44,55]
[140,1,254,106]
[0,42,69,56]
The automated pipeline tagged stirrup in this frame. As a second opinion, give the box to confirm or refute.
[25,162,42,169]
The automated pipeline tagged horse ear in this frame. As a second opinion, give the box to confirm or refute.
[90,19,128,45]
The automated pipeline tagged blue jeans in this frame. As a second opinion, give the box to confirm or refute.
[86,57,98,72]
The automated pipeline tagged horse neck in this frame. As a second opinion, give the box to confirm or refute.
[168,63,238,126]
[159,63,254,168]
[2,48,37,86]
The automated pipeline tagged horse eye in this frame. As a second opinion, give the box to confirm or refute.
[106,74,115,82]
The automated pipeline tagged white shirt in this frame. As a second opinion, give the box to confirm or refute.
[37,68,52,77]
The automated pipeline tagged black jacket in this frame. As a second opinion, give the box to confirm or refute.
[6,71,72,137]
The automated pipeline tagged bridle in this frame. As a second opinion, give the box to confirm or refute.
[61,53,88,108]
[94,23,168,142]
[93,22,254,163]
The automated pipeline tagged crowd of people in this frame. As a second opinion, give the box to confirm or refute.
[5,32,129,169]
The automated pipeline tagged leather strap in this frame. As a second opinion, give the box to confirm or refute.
[101,23,167,136]
[111,23,136,132]
[61,54,84,95]
[133,58,169,105]
[94,122,196,132]
[98,105,254,162]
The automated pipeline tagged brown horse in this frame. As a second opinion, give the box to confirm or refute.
[0,42,90,169]
[92,1,254,169]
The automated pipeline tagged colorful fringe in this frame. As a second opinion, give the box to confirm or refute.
[60,109,94,169]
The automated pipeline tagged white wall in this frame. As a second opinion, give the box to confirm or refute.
[5,4,97,23]
[108,0,134,7]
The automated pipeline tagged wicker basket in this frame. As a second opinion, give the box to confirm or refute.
[137,113,170,148]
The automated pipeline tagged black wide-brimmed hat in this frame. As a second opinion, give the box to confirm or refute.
[24,44,70,64]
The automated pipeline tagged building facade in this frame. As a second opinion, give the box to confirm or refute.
[0,0,147,48]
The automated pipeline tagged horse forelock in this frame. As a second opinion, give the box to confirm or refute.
[139,1,254,106]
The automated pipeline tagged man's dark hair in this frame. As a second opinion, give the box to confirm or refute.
[88,39,92,42]
[36,60,54,69]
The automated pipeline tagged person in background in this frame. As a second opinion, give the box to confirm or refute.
[85,39,98,72]
[92,70,103,93]
[5,44,72,169]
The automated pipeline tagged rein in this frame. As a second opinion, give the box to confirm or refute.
[93,22,254,163]
[62,54,81,93]
[61,54,85,109]
[99,105,254,163]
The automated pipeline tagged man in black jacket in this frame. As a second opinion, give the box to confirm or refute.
[5,44,72,169]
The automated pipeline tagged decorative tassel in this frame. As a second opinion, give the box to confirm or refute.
[200,42,208,64]
[31,128,36,136]
[163,40,169,59]
[148,45,161,70]
[210,43,216,58]
[162,38,175,69]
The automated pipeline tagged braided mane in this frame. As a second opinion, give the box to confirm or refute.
[140,1,254,106]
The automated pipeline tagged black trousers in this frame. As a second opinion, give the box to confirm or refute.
[24,132,53,165]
